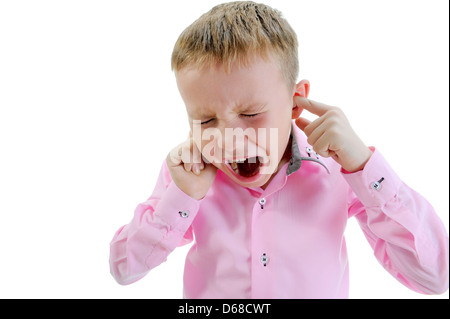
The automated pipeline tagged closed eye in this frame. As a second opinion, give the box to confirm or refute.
[201,113,259,125]
[240,113,259,118]
[201,118,214,125]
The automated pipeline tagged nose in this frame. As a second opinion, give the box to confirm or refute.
[197,121,264,163]
[222,126,260,161]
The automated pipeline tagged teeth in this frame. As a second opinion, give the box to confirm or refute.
[228,161,239,174]
[225,158,246,164]
[226,160,240,175]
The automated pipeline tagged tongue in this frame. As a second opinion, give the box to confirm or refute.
[237,157,261,177]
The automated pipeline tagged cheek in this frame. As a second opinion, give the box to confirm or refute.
[258,110,291,149]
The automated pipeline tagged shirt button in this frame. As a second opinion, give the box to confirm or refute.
[371,181,381,191]
[259,198,266,209]
[260,253,269,266]
[179,210,190,218]
[371,177,385,191]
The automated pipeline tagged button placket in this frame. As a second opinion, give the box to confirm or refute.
[251,198,273,297]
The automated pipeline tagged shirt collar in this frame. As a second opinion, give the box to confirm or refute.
[286,123,330,176]
[286,125,302,176]
[243,123,330,196]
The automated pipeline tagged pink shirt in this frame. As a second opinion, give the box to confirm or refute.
[109,122,449,298]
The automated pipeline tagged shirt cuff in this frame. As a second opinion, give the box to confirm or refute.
[154,181,202,233]
[342,147,402,208]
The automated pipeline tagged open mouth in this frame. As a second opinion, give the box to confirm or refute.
[225,156,263,178]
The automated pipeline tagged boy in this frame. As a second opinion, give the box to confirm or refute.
[109,1,448,298]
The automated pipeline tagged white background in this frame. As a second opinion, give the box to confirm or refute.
[0,0,448,299]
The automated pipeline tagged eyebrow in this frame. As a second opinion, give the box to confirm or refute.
[191,103,267,119]
[190,107,216,119]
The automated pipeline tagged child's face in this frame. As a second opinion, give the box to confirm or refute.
[176,55,307,189]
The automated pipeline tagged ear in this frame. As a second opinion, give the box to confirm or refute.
[292,79,310,119]
[295,79,310,98]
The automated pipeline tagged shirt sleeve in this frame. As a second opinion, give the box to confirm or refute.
[344,148,449,294]
[109,160,201,285]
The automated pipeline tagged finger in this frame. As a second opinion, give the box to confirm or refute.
[313,131,335,158]
[305,119,328,146]
[184,162,193,173]
[302,114,327,137]
[295,117,311,132]
[180,139,192,164]
[185,136,204,174]
[168,134,193,167]
[191,163,201,175]
[294,96,332,117]
[191,137,203,165]
[167,142,184,166]
[182,138,195,172]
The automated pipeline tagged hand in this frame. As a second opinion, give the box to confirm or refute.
[294,97,373,173]
[166,132,217,200]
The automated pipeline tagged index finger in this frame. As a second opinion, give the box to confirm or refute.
[294,97,333,117]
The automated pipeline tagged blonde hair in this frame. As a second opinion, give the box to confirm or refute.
[171,1,299,88]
